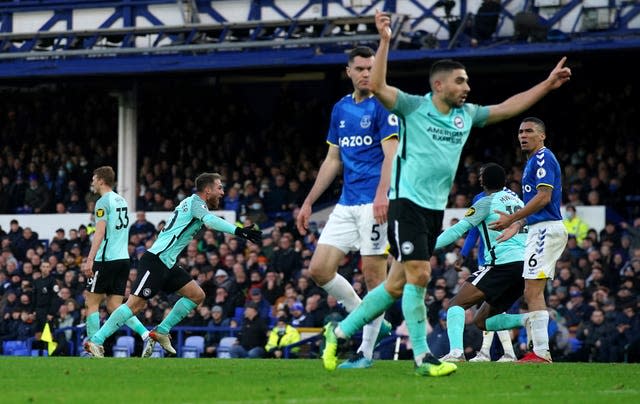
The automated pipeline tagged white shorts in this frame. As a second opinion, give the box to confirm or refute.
[523,220,568,280]
[317,203,388,256]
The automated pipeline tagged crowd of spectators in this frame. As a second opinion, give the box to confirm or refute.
[1,59,640,360]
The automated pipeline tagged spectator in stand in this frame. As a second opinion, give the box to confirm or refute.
[129,211,156,245]
[270,234,302,283]
[265,316,301,358]
[24,174,51,213]
[247,287,271,321]
[229,301,267,358]
[563,205,589,245]
[204,305,232,357]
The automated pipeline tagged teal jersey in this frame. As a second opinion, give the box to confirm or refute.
[95,191,130,261]
[149,194,236,268]
[435,190,526,266]
[390,91,489,210]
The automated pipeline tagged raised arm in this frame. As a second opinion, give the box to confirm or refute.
[485,57,571,125]
[370,10,399,110]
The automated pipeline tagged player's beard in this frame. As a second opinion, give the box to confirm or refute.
[208,196,219,210]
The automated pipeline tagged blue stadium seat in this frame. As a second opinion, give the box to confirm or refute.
[182,335,205,358]
[3,340,32,356]
[113,335,135,357]
[217,337,237,359]
[234,306,244,324]
[150,343,164,358]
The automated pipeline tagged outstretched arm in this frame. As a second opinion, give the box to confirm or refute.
[485,57,571,125]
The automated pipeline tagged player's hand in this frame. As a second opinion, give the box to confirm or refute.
[372,192,389,225]
[547,56,571,89]
[496,222,520,243]
[296,204,312,235]
[234,225,262,244]
[489,210,512,231]
[83,258,94,278]
[375,9,392,40]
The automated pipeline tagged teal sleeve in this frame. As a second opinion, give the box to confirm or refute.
[391,90,424,117]
[94,196,108,223]
[203,213,237,235]
[470,104,490,127]
[435,220,473,250]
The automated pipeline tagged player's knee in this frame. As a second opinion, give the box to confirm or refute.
[309,265,333,286]
[128,296,147,315]
[475,317,487,331]
[190,288,206,305]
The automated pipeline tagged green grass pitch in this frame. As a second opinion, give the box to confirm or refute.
[2,358,640,403]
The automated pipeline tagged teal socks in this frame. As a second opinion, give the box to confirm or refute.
[157,297,198,335]
[486,313,525,331]
[86,311,100,340]
[91,304,133,345]
[402,283,429,358]
[125,316,149,339]
[446,306,465,351]
[339,282,396,338]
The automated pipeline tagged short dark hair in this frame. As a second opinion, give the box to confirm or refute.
[480,163,506,191]
[430,59,466,81]
[348,46,375,64]
[521,116,546,133]
[195,173,222,192]
[93,166,116,187]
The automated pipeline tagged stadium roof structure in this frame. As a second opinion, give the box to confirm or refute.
[0,0,639,79]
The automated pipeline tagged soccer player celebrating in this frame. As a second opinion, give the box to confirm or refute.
[435,163,524,362]
[297,46,398,369]
[488,117,568,363]
[84,173,261,357]
[321,10,570,376]
[83,166,150,347]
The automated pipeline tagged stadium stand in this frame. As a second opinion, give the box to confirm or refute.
[0,0,640,362]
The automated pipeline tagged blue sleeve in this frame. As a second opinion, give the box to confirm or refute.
[535,150,559,189]
[435,220,473,250]
[327,103,340,146]
[460,227,480,258]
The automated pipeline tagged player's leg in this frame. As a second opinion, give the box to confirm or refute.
[338,253,388,368]
[87,253,160,355]
[106,259,150,341]
[322,257,403,371]
[105,295,149,341]
[335,259,403,339]
[353,205,391,361]
[309,245,360,311]
[520,221,567,363]
[84,291,105,340]
[440,281,485,362]
[84,261,107,339]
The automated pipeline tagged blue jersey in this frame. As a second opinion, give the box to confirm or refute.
[522,147,562,225]
[327,93,399,206]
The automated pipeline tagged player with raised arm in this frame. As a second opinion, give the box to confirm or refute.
[488,117,568,363]
[84,173,262,357]
[297,46,398,369]
[435,163,524,363]
[82,166,151,348]
[320,10,570,376]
